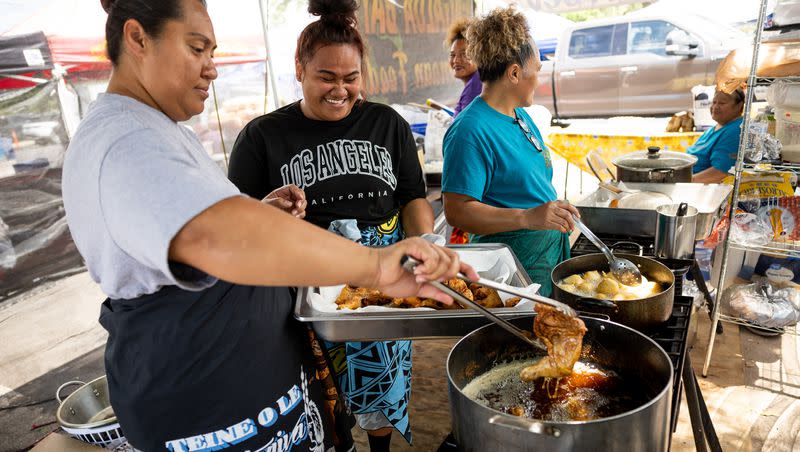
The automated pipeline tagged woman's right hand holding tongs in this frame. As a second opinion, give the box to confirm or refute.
[369,238,479,306]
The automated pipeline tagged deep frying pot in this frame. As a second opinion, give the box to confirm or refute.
[448,316,673,452]
[551,253,675,330]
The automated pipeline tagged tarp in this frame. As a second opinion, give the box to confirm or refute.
[1,0,266,78]
[0,32,52,75]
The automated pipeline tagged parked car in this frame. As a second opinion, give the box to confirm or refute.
[534,14,749,118]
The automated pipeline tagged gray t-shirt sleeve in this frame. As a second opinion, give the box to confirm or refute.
[98,129,241,290]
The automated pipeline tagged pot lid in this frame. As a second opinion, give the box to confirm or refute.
[612,146,697,171]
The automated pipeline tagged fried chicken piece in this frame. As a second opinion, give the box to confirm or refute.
[335,280,477,311]
[467,283,503,308]
[445,278,473,300]
[420,298,462,309]
[390,297,423,308]
[506,297,522,307]
[520,304,587,381]
[509,406,525,417]
[361,293,394,307]
[335,285,368,310]
[473,287,503,308]
[337,298,363,310]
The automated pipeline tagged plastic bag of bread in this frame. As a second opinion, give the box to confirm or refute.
[716,42,800,94]
[666,111,695,133]
[724,281,800,328]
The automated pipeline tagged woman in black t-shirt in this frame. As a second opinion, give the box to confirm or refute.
[228,1,435,450]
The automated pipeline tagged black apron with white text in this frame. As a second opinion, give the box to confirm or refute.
[99,282,335,452]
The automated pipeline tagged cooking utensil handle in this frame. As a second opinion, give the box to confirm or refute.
[574,297,618,312]
[488,414,562,437]
[56,380,85,404]
[598,181,623,195]
[572,216,616,263]
[400,256,546,351]
[429,279,545,350]
[465,276,582,315]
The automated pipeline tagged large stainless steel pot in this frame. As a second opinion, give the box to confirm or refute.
[613,147,697,183]
[448,316,673,452]
[551,253,675,330]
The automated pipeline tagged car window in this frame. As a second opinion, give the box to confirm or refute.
[629,20,679,56]
[568,25,614,59]
[612,23,628,55]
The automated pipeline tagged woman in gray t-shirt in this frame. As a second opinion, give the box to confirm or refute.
[62,1,473,450]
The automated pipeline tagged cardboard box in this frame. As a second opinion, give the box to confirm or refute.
[30,432,106,452]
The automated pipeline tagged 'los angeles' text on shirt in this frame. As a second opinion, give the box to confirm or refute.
[279,139,398,191]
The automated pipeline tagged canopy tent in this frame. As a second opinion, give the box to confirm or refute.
[481,0,645,14]
[0,0,266,90]
[627,0,777,26]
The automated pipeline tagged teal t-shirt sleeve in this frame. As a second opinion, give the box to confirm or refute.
[442,124,493,201]
[709,123,741,173]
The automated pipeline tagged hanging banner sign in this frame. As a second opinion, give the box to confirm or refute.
[357,0,473,105]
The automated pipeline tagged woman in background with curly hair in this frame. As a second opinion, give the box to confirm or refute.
[442,7,580,297]
[446,18,480,118]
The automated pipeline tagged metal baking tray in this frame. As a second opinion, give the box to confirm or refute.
[574,182,732,239]
[294,244,534,342]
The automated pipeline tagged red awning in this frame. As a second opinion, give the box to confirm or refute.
[1,0,266,88]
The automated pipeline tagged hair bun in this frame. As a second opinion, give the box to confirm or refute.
[308,0,358,19]
[100,0,117,14]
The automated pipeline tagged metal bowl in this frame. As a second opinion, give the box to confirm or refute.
[56,375,118,429]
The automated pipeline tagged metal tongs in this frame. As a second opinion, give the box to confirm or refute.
[401,256,583,351]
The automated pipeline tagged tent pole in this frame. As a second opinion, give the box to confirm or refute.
[259,0,280,112]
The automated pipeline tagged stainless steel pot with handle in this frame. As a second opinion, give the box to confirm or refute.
[55,375,126,448]
[613,147,697,183]
[447,316,673,452]
[655,203,698,259]
[551,253,676,330]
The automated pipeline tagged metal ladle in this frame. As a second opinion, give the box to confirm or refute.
[572,215,643,286]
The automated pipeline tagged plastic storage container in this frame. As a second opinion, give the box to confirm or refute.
[777,108,800,162]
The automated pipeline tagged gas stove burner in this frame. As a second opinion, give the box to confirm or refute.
[570,233,657,258]
[609,240,646,256]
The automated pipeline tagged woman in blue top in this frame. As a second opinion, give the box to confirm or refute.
[442,7,579,297]
[689,88,744,183]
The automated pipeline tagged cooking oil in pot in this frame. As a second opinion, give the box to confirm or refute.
[462,359,652,421]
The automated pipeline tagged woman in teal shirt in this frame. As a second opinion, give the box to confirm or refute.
[689,89,744,183]
[441,7,578,297]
